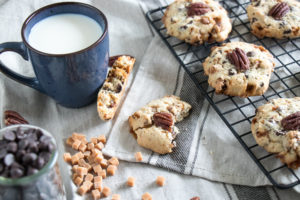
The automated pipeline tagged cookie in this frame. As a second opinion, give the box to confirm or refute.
[162,0,232,45]
[128,95,191,154]
[247,0,300,39]
[97,55,136,120]
[251,97,300,169]
[203,42,275,97]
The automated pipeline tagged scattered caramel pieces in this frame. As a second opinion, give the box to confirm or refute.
[97,135,106,144]
[127,176,135,187]
[108,157,119,166]
[142,192,152,200]
[102,186,111,197]
[112,194,121,200]
[156,176,165,186]
[63,153,71,163]
[190,197,200,200]
[64,133,117,197]
[135,152,143,162]
[92,189,101,200]
[107,165,117,176]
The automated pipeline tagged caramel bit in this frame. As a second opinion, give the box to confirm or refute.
[112,194,121,200]
[135,152,143,162]
[142,192,152,200]
[64,133,118,197]
[156,176,165,186]
[127,176,135,187]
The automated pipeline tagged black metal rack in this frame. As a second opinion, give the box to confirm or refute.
[146,0,300,189]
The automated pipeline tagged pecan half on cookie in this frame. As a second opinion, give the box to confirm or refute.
[268,2,290,20]
[187,2,211,16]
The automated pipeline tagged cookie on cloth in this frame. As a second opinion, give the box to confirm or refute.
[162,0,232,45]
[97,55,136,120]
[247,0,300,39]
[203,41,275,97]
[251,97,300,169]
[128,95,191,154]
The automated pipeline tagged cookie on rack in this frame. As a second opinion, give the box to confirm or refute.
[251,97,300,169]
[97,55,136,120]
[128,95,191,154]
[162,0,232,45]
[247,0,300,39]
[203,41,275,97]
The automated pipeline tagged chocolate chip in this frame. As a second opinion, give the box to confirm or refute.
[39,152,51,163]
[16,150,26,161]
[245,74,249,79]
[188,20,193,24]
[228,69,236,76]
[16,130,26,140]
[35,156,45,169]
[246,51,256,57]
[0,140,7,149]
[0,163,3,173]
[284,29,291,34]
[116,84,122,93]
[23,153,37,165]
[4,154,15,166]
[28,141,39,153]
[47,143,55,153]
[180,25,188,30]
[7,142,17,153]
[0,149,7,159]
[39,135,50,143]
[18,139,29,150]
[3,131,16,141]
[10,167,24,178]
[260,82,264,87]
[27,167,39,176]
[251,18,257,23]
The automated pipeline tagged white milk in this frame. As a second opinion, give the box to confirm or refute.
[28,13,103,54]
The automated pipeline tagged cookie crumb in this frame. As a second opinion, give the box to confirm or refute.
[135,152,143,162]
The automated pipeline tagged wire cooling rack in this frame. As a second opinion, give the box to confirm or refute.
[146,0,300,189]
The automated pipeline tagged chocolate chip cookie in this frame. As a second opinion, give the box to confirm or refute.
[247,0,300,39]
[162,0,232,45]
[128,95,191,154]
[252,98,300,169]
[203,42,275,97]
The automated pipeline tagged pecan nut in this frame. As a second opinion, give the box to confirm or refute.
[153,112,173,131]
[281,111,300,131]
[227,48,250,72]
[4,110,29,126]
[187,2,211,17]
[268,2,290,20]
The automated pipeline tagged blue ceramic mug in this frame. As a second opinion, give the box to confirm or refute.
[0,2,109,108]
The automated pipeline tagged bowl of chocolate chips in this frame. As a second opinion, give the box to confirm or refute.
[0,124,66,200]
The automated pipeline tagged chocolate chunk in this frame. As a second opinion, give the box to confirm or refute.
[23,153,37,165]
[16,150,26,161]
[27,167,39,176]
[228,69,236,76]
[284,29,291,34]
[18,139,29,150]
[180,25,188,30]
[4,154,15,166]
[28,141,39,153]
[3,131,16,141]
[7,142,17,153]
[246,51,256,57]
[35,156,45,169]
[16,130,27,140]
[0,149,7,159]
[116,84,122,93]
[251,18,258,23]
[260,82,264,87]
[39,135,51,143]
[47,143,55,153]
[10,167,24,178]
[39,152,51,163]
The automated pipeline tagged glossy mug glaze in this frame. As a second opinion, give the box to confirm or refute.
[0,2,109,108]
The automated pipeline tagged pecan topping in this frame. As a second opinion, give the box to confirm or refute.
[153,112,173,131]
[4,110,29,126]
[187,3,211,17]
[227,48,250,72]
[268,2,290,20]
[281,111,300,131]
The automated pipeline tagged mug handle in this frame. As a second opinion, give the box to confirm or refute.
[0,42,44,93]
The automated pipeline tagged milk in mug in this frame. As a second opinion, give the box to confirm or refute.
[28,13,103,54]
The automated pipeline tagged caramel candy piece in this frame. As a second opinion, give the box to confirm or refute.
[95,142,104,150]
[97,135,106,144]
[92,148,102,157]
[87,142,94,150]
[108,157,119,166]
[92,189,101,200]
[100,159,108,168]
[78,185,88,196]
[83,151,91,158]
[72,139,81,150]
[63,152,71,163]
[85,173,94,182]
[112,194,121,200]
[93,164,102,174]
[100,169,106,179]
[91,137,98,144]
[66,137,74,147]
[127,176,135,187]
[76,152,84,159]
[76,166,88,177]
[94,175,102,183]
[78,143,87,152]
[78,158,91,171]
[83,180,93,191]
[156,176,165,186]
[71,154,79,165]
[94,181,102,191]
[94,154,104,164]
[74,176,83,186]
[107,165,117,176]
[142,192,152,200]
[72,165,78,172]
[135,152,143,162]
[102,186,111,197]
[72,132,86,140]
